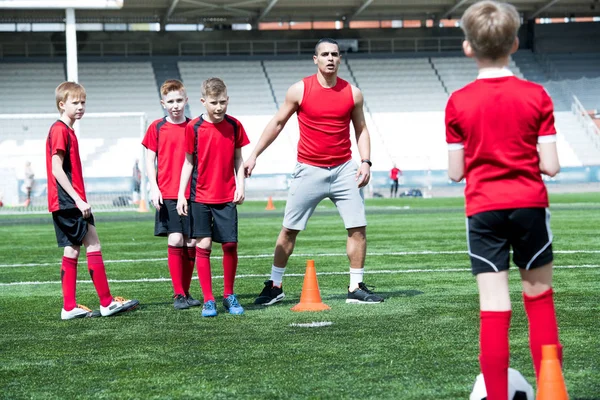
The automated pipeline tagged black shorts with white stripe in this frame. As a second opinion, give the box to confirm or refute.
[466,208,553,275]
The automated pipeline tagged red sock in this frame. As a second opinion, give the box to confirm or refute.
[61,256,78,311]
[195,247,214,302]
[86,251,113,307]
[168,246,185,296]
[182,246,196,295]
[479,310,511,400]
[523,289,562,379]
[222,242,238,297]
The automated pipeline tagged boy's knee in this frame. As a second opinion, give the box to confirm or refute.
[222,242,237,254]
[64,246,80,259]
[168,232,184,247]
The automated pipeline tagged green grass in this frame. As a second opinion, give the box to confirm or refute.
[1,194,599,399]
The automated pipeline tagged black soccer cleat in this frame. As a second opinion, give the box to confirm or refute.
[254,280,285,305]
[173,294,190,310]
[346,282,384,304]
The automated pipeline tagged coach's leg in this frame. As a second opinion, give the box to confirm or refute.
[347,226,366,290]
[270,227,300,286]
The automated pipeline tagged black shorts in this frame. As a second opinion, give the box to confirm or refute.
[190,202,238,243]
[52,208,95,248]
[467,208,553,275]
[155,199,191,237]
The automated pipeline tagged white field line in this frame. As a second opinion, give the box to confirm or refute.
[1,249,600,269]
[0,264,598,287]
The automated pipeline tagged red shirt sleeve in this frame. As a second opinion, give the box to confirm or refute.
[141,123,157,152]
[50,124,68,155]
[235,120,250,148]
[185,120,196,154]
[538,89,557,138]
[445,95,463,145]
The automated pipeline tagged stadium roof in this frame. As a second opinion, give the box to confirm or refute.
[0,0,597,24]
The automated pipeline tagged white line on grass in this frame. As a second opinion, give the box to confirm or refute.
[1,264,598,286]
[1,249,600,268]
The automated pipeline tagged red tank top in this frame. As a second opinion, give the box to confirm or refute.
[297,74,354,167]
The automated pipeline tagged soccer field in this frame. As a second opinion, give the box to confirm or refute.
[0,194,598,399]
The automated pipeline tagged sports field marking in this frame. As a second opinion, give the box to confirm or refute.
[1,249,599,268]
[0,264,598,286]
[289,322,334,328]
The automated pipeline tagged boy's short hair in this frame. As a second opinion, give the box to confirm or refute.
[160,79,186,97]
[201,77,227,98]
[461,0,521,60]
[314,38,339,55]
[55,81,86,112]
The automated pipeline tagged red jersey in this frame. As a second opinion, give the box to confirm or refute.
[142,117,190,199]
[390,167,401,180]
[297,74,354,167]
[185,114,250,204]
[46,120,86,212]
[445,71,557,216]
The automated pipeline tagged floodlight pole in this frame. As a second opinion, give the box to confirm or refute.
[65,7,78,83]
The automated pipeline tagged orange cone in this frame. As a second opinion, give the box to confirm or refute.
[265,196,276,210]
[291,260,330,312]
[137,199,149,213]
[536,344,569,400]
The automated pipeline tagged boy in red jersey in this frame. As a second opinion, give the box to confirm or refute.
[142,79,201,310]
[445,2,562,399]
[177,77,250,318]
[244,38,383,305]
[390,164,402,198]
[46,82,139,320]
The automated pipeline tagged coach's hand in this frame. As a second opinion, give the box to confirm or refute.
[356,163,371,188]
[151,187,163,211]
[176,196,188,216]
[244,156,257,178]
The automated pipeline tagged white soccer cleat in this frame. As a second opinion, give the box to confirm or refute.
[100,296,139,317]
[61,304,96,320]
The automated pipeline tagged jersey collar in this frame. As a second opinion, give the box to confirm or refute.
[477,67,514,80]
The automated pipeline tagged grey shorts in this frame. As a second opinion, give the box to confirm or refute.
[283,160,367,231]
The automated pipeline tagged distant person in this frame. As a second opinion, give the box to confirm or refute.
[390,164,402,197]
[177,77,250,318]
[47,81,139,320]
[244,38,383,305]
[142,79,201,310]
[132,158,141,204]
[445,2,562,399]
[24,161,34,207]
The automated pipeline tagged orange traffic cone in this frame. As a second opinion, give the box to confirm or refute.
[265,196,276,210]
[137,199,149,213]
[291,260,331,312]
[536,344,569,400]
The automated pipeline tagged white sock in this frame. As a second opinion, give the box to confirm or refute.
[270,265,285,287]
[349,268,364,291]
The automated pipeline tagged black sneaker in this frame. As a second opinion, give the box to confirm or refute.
[173,294,190,310]
[185,294,202,307]
[254,280,285,305]
[346,283,384,304]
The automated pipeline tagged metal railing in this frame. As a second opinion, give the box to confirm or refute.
[0,41,153,57]
[572,95,600,151]
[177,37,464,56]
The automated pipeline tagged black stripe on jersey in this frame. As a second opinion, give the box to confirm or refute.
[49,120,76,210]
[223,115,239,143]
[154,117,168,174]
[189,117,205,202]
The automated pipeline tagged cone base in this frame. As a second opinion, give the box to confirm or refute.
[291,302,331,312]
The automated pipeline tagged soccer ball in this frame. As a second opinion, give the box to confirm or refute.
[470,368,535,400]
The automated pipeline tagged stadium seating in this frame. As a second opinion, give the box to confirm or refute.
[0,63,65,113]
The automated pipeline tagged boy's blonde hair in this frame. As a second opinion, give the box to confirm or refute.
[201,77,227,98]
[160,79,186,97]
[55,81,86,112]
[461,0,521,60]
